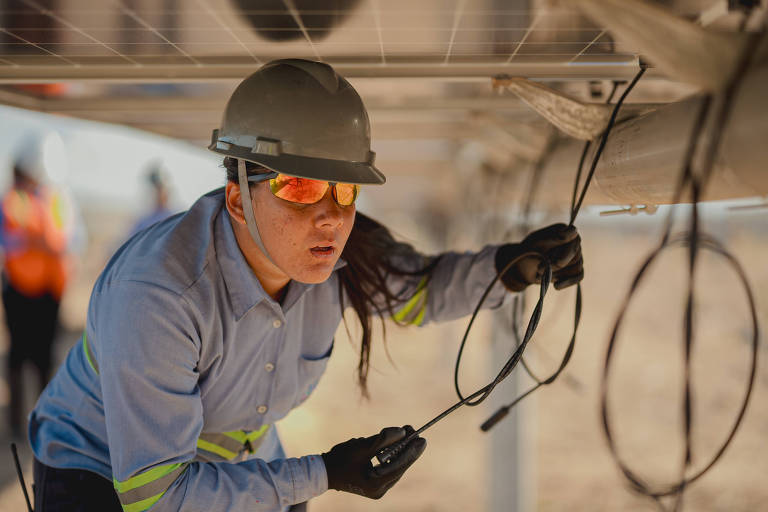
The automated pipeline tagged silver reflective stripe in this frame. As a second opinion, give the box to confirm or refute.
[198,433,245,459]
[242,426,270,454]
[396,288,427,324]
[194,449,220,463]
[392,276,429,326]
[114,463,188,512]
[196,427,271,462]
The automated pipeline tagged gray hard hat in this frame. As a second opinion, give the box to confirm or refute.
[209,59,385,185]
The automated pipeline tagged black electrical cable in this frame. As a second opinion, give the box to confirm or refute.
[10,443,33,512]
[601,233,759,512]
[375,255,554,464]
[511,79,621,398]
[570,67,646,225]
[600,18,765,512]
[376,67,648,465]
[476,68,646,431]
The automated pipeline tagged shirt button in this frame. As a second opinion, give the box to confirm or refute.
[272,319,282,328]
[257,405,268,414]
[264,363,275,372]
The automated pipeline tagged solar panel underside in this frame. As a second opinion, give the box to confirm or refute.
[0,0,640,80]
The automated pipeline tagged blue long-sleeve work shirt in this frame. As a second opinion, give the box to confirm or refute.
[29,187,507,511]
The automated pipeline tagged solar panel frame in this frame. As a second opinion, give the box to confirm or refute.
[0,0,652,80]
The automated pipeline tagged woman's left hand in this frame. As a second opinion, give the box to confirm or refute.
[495,223,584,291]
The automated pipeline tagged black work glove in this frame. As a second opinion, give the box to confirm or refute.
[322,426,426,500]
[495,223,583,291]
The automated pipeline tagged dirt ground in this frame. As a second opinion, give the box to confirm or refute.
[0,206,765,512]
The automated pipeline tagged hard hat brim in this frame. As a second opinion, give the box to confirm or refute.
[210,140,386,185]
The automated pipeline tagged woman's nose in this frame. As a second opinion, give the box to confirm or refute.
[314,189,344,228]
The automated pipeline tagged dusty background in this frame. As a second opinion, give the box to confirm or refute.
[0,202,765,512]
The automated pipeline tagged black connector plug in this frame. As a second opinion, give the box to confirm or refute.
[480,406,510,432]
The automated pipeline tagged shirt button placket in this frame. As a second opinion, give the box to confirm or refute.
[261,317,281,421]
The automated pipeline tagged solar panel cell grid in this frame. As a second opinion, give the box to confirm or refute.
[0,0,648,79]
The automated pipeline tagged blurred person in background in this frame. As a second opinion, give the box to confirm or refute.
[127,161,176,238]
[27,60,583,512]
[0,133,81,438]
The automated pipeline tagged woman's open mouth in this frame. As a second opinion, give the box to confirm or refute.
[310,246,335,258]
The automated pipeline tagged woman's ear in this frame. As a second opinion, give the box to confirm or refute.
[225,181,246,225]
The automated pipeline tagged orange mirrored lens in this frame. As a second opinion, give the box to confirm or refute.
[269,175,328,204]
[332,183,359,206]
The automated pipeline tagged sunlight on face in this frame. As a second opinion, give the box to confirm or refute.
[252,182,355,284]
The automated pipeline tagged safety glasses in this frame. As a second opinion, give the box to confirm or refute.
[248,171,359,206]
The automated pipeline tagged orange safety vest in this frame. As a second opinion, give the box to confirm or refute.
[1,187,71,300]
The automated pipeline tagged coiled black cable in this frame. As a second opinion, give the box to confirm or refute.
[375,253,554,464]
[474,68,646,431]
[506,80,622,414]
[600,14,765,512]
[376,67,647,465]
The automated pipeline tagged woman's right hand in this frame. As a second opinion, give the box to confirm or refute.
[321,426,426,499]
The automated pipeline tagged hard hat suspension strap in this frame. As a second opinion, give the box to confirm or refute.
[237,158,277,267]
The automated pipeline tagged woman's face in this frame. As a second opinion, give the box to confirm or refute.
[249,180,356,284]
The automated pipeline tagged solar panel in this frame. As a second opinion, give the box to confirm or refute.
[0,0,724,148]
[0,0,643,81]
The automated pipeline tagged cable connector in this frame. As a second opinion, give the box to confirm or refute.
[480,406,510,432]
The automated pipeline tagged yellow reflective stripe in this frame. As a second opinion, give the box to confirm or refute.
[120,492,164,512]
[82,331,98,374]
[198,433,243,458]
[222,431,247,444]
[113,463,188,512]
[114,463,185,493]
[413,301,427,326]
[392,290,425,323]
[196,438,238,460]
[245,425,270,442]
[197,426,271,461]
[222,425,270,445]
[392,276,428,326]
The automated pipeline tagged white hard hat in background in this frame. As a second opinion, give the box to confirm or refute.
[15,131,69,184]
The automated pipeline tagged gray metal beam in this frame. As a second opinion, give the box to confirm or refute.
[537,62,768,205]
[0,94,532,114]
[0,60,656,83]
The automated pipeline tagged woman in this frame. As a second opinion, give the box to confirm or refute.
[28,59,583,511]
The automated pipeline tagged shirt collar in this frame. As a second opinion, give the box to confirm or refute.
[213,192,348,319]
[214,199,269,319]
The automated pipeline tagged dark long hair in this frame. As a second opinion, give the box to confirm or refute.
[223,157,438,396]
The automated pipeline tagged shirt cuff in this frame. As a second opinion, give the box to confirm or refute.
[483,245,511,308]
[288,454,328,504]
